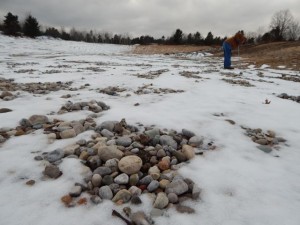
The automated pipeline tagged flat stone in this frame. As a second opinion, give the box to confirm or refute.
[256,145,272,153]
[160,135,178,149]
[182,129,195,138]
[118,155,142,175]
[45,149,64,163]
[182,145,195,160]
[114,173,129,184]
[98,146,124,162]
[28,115,49,126]
[69,186,82,197]
[116,136,132,147]
[93,166,112,176]
[147,180,160,192]
[176,205,195,214]
[112,189,131,203]
[90,195,102,204]
[101,129,114,138]
[60,129,76,139]
[188,136,204,147]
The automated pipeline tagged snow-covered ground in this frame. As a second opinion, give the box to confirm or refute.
[0,35,300,225]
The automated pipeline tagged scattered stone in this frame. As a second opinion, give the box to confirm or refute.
[93,166,112,176]
[147,180,160,192]
[92,174,102,187]
[0,108,12,113]
[61,195,73,207]
[116,136,132,147]
[188,136,203,147]
[176,205,195,214]
[90,195,102,204]
[131,195,142,204]
[112,189,132,203]
[45,149,64,163]
[99,186,113,200]
[44,165,62,179]
[98,146,124,162]
[114,173,129,184]
[167,193,178,203]
[69,185,82,197]
[101,129,114,138]
[182,129,195,138]
[26,180,35,186]
[77,197,87,205]
[28,115,49,126]
[60,129,76,139]
[225,119,236,125]
[34,156,43,161]
[160,135,178,149]
[256,145,272,153]
[153,192,169,209]
[165,180,188,195]
[182,145,195,160]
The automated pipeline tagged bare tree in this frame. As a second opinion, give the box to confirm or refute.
[270,9,294,40]
[287,21,300,41]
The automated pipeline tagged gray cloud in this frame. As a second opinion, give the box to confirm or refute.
[0,0,299,38]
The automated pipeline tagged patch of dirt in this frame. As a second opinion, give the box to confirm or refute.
[132,45,211,55]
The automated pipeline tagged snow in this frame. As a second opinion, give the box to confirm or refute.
[1,34,300,225]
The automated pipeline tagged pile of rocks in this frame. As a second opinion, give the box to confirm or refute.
[242,126,286,153]
[0,91,16,101]
[0,78,75,94]
[221,78,255,87]
[277,93,300,103]
[98,86,127,96]
[58,100,110,114]
[135,84,184,95]
[41,119,209,213]
[179,71,202,79]
[133,69,169,79]
[277,74,300,83]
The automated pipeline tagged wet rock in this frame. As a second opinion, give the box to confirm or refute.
[166,179,188,195]
[153,192,169,209]
[114,173,129,184]
[116,136,132,147]
[99,186,113,200]
[28,115,49,126]
[44,165,62,179]
[98,146,124,162]
[118,155,143,175]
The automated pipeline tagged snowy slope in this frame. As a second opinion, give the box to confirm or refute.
[0,35,300,225]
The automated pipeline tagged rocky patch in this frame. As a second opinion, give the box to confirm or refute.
[134,84,184,95]
[277,93,300,103]
[58,100,110,114]
[221,78,255,87]
[132,69,169,79]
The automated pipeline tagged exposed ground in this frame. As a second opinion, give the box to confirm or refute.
[133,42,300,70]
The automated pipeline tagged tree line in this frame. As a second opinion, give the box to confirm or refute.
[0,10,299,46]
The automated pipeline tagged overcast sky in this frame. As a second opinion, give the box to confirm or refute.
[0,0,299,38]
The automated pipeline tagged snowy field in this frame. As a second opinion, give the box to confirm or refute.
[0,34,300,225]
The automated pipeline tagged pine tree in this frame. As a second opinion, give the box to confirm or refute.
[173,29,183,44]
[23,15,40,38]
[3,12,21,36]
[204,32,214,45]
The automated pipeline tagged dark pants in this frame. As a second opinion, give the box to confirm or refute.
[223,42,231,68]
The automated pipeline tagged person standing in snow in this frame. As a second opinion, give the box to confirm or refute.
[222,30,247,69]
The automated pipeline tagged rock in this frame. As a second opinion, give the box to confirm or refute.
[167,193,178,203]
[159,179,170,189]
[98,146,124,162]
[86,156,101,170]
[139,175,153,185]
[0,91,13,98]
[192,184,201,200]
[176,205,195,214]
[182,145,195,160]
[153,192,169,209]
[44,165,62,179]
[79,151,89,160]
[157,149,166,158]
[256,145,272,153]
[118,155,143,175]
[19,118,32,127]
[101,129,114,138]
[112,189,132,203]
[131,195,142,204]
[99,186,113,200]
[160,135,178,149]
[277,137,287,142]
[128,186,142,196]
[166,180,188,195]
[255,138,269,145]
[28,115,49,126]
[92,174,102,187]
[147,180,160,192]
[150,208,164,217]
[102,175,113,185]
[45,149,64,163]
[98,121,118,132]
[34,156,43,161]
[145,128,160,139]
[72,123,85,135]
[93,166,112,176]
[76,139,87,146]
[63,144,80,156]
[188,136,204,147]
[69,186,82,197]
[60,129,76,139]
[90,195,102,204]
[182,129,195,138]
[129,174,139,186]
[104,158,119,172]
[158,160,170,171]
[0,108,12,113]
[61,195,73,207]
[116,136,132,147]
[26,180,35,186]
[114,173,129,184]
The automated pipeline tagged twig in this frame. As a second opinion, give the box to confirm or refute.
[112,209,133,225]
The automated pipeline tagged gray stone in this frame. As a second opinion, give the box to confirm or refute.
[45,149,64,163]
[19,118,32,127]
[98,146,124,162]
[112,189,132,203]
[256,145,272,153]
[106,140,116,146]
[157,149,166,158]
[99,186,113,200]
[98,121,118,132]
[86,156,101,170]
[102,175,113,185]
[255,138,269,145]
[92,174,102,187]
[116,136,132,147]
[188,136,204,147]
[131,142,144,149]
[166,180,188,195]
[104,158,119,171]
[128,186,142,196]
[167,193,178,203]
[118,155,143,175]
[0,108,12,113]
[34,156,43,161]
[172,151,187,162]
[147,180,160,192]
[150,208,164,217]
[182,129,195,138]
[192,184,201,200]
[145,128,160,139]
[101,129,114,138]
[114,173,129,184]
[131,195,142,205]
[44,165,62,179]
[176,205,195,214]
[28,115,49,126]
[93,166,112,176]
[60,129,76,139]
[160,135,178,149]
[90,195,102,204]
[139,175,153,185]
[69,186,82,197]
[63,144,80,156]
[182,145,195,160]
[153,192,169,209]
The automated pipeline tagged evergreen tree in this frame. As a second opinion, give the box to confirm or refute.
[45,27,61,38]
[23,15,40,38]
[204,31,214,45]
[173,29,183,44]
[3,12,21,36]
